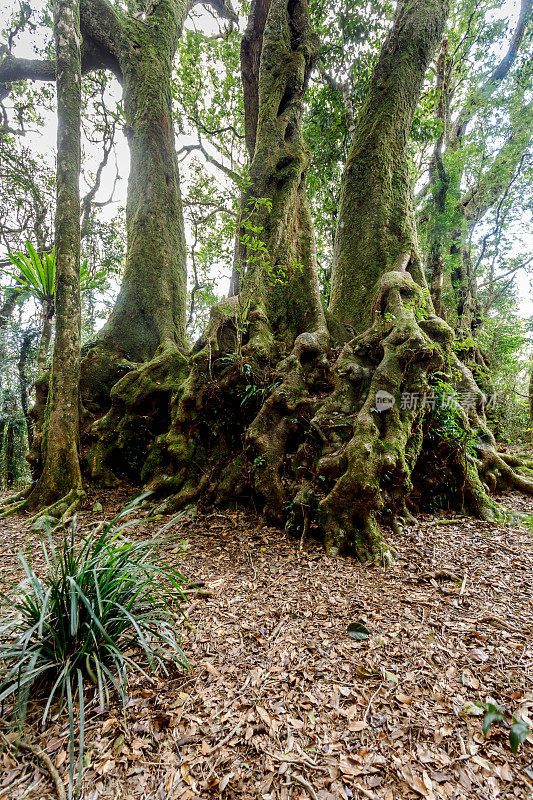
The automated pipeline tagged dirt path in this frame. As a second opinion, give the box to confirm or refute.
[0,492,532,799]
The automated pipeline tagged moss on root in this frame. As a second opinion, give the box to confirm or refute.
[83,268,533,562]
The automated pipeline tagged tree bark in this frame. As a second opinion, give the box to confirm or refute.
[36,300,54,374]
[93,1,189,361]
[17,330,35,450]
[230,0,326,346]
[25,0,85,515]
[329,0,451,334]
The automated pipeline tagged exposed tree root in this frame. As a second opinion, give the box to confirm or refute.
[0,486,86,522]
[0,732,67,800]
[84,268,533,561]
[0,485,32,511]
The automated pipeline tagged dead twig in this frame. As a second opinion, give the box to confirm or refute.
[1,732,67,800]
[363,683,383,725]
[290,772,319,800]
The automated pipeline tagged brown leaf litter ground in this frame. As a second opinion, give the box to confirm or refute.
[0,488,532,800]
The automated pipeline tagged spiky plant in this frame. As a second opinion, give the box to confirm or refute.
[0,510,188,796]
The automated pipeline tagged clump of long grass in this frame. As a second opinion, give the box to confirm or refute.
[0,510,188,795]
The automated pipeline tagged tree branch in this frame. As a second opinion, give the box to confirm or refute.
[450,0,532,142]
[460,99,533,222]
[178,137,241,183]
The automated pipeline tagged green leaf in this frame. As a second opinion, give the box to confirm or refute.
[347,621,370,640]
[481,702,505,734]
[509,718,529,754]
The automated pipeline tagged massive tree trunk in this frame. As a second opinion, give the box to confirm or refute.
[0,0,194,364]
[86,0,508,562]
[0,0,238,506]
[1,0,85,518]
[4,0,533,555]
[92,2,189,362]
[86,0,328,496]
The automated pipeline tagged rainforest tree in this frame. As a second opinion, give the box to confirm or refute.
[2,0,85,517]
[1,0,532,558]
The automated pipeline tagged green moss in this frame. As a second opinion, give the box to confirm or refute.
[329,0,450,333]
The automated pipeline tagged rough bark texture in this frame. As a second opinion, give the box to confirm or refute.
[17,330,35,450]
[329,0,449,335]
[0,0,85,518]
[425,38,450,318]
[31,0,84,514]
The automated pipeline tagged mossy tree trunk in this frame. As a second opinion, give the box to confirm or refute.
[329,0,449,335]
[18,0,85,518]
[87,0,328,489]
[41,0,533,557]
[91,1,190,362]
[230,0,326,347]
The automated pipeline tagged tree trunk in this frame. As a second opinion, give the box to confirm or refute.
[231,0,326,346]
[94,4,189,362]
[529,364,533,446]
[25,0,84,516]
[77,0,533,560]
[18,329,35,449]
[86,0,328,494]
[425,38,449,318]
[329,0,450,334]
[36,301,54,373]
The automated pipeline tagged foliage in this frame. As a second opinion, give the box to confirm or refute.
[0,412,29,488]
[6,242,55,305]
[0,509,188,795]
[477,701,530,755]
[426,379,477,452]
[478,307,531,442]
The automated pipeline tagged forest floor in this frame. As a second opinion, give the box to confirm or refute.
[0,488,532,800]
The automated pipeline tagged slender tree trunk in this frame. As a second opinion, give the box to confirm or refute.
[425,38,450,318]
[529,363,533,446]
[36,301,54,373]
[329,0,450,334]
[17,330,35,450]
[26,0,84,514]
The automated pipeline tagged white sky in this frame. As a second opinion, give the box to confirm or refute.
[1,0,531,317]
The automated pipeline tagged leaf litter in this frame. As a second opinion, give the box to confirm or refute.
[0,488,532,800]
